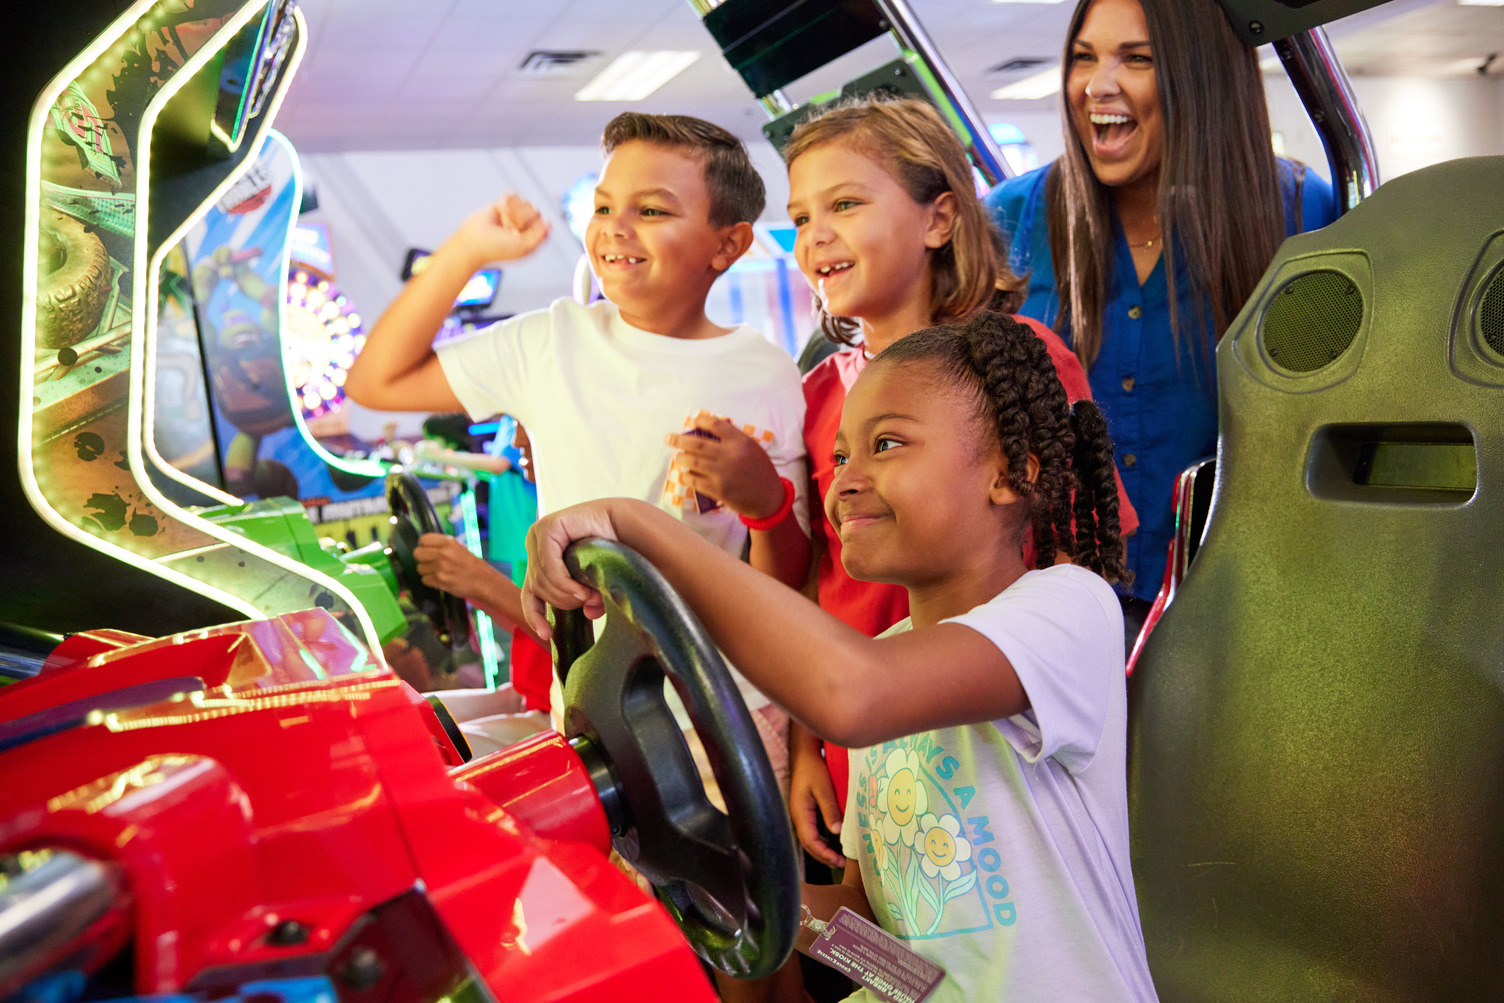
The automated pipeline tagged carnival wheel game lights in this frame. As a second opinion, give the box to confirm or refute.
[284,269,361,426]
[0,539,799,1001]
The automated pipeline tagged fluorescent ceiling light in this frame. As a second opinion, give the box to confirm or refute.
[990,67,1061,101]
[1459,0,1504,6]
[575,51,700,101]
[992,0,1069,4]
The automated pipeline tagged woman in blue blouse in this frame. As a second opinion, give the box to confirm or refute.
[986,0,1336,608]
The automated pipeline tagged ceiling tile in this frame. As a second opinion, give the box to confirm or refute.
[275,0,1501,155]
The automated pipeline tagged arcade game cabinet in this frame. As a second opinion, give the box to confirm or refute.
[693,0,1013,186]
[18,0,392,653]
[4,4,799,1001]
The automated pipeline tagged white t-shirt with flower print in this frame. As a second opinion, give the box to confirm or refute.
[839,564,1158,1002]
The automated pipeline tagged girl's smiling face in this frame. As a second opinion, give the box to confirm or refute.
[1067,0,1164,193]
[787,142,954,345]
[826,358,1020,589]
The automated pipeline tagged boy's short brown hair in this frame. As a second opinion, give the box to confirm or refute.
[600,113,765,227]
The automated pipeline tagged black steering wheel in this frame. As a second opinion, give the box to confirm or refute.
[553,539,798,980]
[385,470,470,650]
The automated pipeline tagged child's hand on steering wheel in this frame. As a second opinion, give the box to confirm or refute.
[413,534,497,598]
[664,413,784,521]
[521,501,620,639]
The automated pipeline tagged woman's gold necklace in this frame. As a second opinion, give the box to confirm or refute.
[1128,232,1160,249]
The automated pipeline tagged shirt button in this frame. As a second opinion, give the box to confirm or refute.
[1121,376,1136,392]
[1124,453,1137,467]
[1128,306,1142,320]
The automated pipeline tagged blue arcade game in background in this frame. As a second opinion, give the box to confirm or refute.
[150,129,525,686]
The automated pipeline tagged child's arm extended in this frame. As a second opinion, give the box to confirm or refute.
[663,413,810,589]
[345,195,550,412]
[414,533,545,646]
[796,862,873,956]
[522,499,1027,749]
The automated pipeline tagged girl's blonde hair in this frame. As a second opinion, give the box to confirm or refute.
[785,95,1025,347]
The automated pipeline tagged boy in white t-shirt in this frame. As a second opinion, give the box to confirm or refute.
[346,114,810,744]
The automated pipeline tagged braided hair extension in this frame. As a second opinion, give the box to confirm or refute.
[872,311,1128,584]
[1067,399,1130,585]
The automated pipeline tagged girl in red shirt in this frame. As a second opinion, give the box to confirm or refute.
[686,96,1137,873]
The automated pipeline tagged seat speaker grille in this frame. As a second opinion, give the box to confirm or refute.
[1260,270,1363,374]
[1478,266,1504,358]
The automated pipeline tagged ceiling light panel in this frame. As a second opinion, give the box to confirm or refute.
[575,51,701,101]
[990,66,1062,100]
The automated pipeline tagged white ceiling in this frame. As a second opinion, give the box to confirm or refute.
[273,0,1504,153]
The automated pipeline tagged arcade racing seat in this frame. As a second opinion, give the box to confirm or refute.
[1128,157,1504,1000]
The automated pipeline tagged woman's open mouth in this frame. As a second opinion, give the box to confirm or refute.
[1089,112,1138,157]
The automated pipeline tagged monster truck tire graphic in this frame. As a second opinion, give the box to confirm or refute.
[37,208,111,348]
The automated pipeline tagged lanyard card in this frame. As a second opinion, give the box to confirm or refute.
[807,907,946,1003]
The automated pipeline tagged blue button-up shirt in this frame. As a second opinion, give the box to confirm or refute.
[985,160,1337,599]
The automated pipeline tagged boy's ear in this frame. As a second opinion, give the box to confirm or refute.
[711,221,756,272]
[923,192,959,250]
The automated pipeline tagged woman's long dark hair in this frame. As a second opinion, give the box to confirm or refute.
[874,311,1129,585]
[1049,0,1284,369]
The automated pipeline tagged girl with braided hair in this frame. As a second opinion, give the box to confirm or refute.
[522,309,1156,1001]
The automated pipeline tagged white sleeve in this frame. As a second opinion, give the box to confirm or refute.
[943,566,1123,772]
[766,382,810,536]
[434,310,542,427]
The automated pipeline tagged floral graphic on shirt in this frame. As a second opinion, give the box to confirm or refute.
[877,746,928,847]
[855,735,1009,940]
[918,813,973,881]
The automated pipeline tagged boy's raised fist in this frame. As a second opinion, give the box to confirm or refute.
[450,193,551,264]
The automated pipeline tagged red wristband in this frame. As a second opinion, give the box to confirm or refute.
[741,476,795,531]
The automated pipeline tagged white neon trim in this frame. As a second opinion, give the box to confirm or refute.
[15,1,381,650]
[141,8,308,506]
[17,0,263,622]
[270,127,388,480]
[123,3,384,655]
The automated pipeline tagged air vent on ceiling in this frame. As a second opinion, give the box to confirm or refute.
[518,51,603,77]
[988,57,1050,75]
